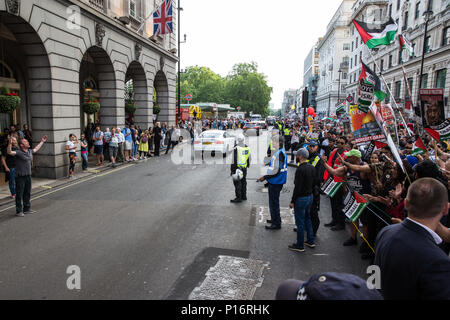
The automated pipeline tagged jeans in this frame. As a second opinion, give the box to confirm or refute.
[294,195,314,248]
[15,175,32,213]
[81,152,88,170]
[7,168,15,196]
[132,141,138,158]
[268,183,284,227]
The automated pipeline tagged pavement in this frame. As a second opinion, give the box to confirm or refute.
[0,132,370,300]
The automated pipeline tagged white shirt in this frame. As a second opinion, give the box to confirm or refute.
[66,140,76,153]
[118,132,125,143]
[406,218,443,245]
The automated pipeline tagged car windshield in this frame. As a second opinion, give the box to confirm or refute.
[201,132,223,139]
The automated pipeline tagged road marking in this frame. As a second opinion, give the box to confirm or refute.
[0,164,133,214]
[40,186,52,189]
[313,254,329,256]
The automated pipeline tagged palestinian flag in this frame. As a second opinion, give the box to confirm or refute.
[374,140,388,149]
[360,61,387,102]
[399,34,414,57]
[344,192,369,222]
[353,18,398,49]
[411,137,427,156]
[336,101,346,115]
[425,125,450,141]
[321,177,343,198]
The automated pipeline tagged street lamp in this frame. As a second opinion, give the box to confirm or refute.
[338,68,342,106]
[418,6,433,122]
[177,1,186,124]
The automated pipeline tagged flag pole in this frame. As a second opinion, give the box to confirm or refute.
[366,48,411,138]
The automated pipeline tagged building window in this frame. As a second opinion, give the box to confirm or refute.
[356,38,358,49]
[425,36,431,53]
[386,84,392,102]
[428,0,433,11]
[404,11,409,29]
[380,59,384,71]
[389,55,393,68]
[389,4,392,17]
[415,2,420,20]
[397,0,401,11]
[352,41,354,51]
[411,43,416,60]
[343,43,350,51]
[398,49,403,64]
[395,81,401,98]
[129,0,136,17]
[421,73,428,88]
[359,51,362,62]
[407,78,414,98]
[355,55,358,67]
[443,27,450,46]
[435,69,447,88]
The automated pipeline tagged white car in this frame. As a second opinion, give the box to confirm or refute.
[194,130,236,157]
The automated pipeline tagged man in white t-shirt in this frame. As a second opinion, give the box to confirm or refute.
[116,128,125,163]
[65,134,78,178]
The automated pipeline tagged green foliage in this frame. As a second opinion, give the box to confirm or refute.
[0,87,21,113]
[0,95,20,113]
[153,105,161,114]
[177,63,272,116]
[83,99,100,114]
[125,103,138,115]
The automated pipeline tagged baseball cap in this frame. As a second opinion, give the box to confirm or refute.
[293,148,309,159]
[344,149,361,158]
[308,141,318,147]
[275,272,383,300]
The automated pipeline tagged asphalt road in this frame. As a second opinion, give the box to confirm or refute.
[0,131,369,300]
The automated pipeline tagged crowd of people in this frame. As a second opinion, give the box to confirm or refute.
[267,116,450,299]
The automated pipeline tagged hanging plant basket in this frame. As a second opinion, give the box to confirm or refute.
[83,99,100,114]
[0,87,20,114]
[125,103,138,115]
[153,105,161,115]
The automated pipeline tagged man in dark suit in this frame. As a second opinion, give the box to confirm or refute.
[374,178,450,300]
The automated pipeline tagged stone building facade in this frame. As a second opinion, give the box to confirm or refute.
[0,0,178,179]
[345,0,450,117]
[316,0,356,116]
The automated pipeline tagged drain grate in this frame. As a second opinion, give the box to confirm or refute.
[256,206,296,226]
[258,186,290,193]
[188,256,269,300]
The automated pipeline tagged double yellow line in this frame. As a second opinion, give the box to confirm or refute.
[0,164,133,214]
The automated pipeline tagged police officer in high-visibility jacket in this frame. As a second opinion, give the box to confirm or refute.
[230,135,251,203]
[284,126,291,152]
[258,135,288,230]
[295,141,324,236]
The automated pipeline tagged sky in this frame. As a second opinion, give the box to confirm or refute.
[179,0,344,110]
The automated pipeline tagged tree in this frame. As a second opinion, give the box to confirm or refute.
[224,62,272,117]
[179,66,225,104]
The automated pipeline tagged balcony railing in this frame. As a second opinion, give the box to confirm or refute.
[88,0,105,12]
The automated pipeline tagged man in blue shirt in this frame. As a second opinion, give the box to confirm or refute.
[122,125,133,162]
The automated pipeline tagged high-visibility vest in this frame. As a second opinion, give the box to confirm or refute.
[237,146,250,169]
[307,156,320,167]
[284,128,290,136]
[267,148,288,185]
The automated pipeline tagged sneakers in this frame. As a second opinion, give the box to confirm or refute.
[304,241,316,248]
[16,212,25,217]
[343,237,357,246]
[24,210,37,215]
[288,244,305,252]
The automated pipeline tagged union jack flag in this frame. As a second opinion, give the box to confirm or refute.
[153,0,173,36]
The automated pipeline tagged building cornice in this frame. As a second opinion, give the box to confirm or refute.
[65,0,178,62]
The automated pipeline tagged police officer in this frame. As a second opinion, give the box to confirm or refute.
[284,125,291,153]
[258,135,288,230]
[306,141,323,235]
[230,135,250,203]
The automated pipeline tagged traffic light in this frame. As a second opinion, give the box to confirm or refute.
[302,88,309,108]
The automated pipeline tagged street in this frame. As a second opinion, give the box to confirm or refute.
[0,131,369,300]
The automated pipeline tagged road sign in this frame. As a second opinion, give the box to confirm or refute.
[237,106,241,111]
[185,94,192,101]
[346,95,353,103]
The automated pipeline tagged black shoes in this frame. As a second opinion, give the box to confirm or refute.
[265,224,281,230]
[324,221,337,227]
[343,237,357,246]
[288,244,305,252]
[331,224,345,231]
[304,241,316,248]
[267,219,272,224]
[242,197,247,201]
[230,198,242,203]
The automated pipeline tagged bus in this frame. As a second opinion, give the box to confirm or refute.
[250,114,262,122]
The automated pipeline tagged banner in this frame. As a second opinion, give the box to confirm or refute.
[321,177,343,198]
[343,191,369,222]
[357,80,374,113]
[361,141,376,162]
[420,89,450,140]
[349,105,385,145]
